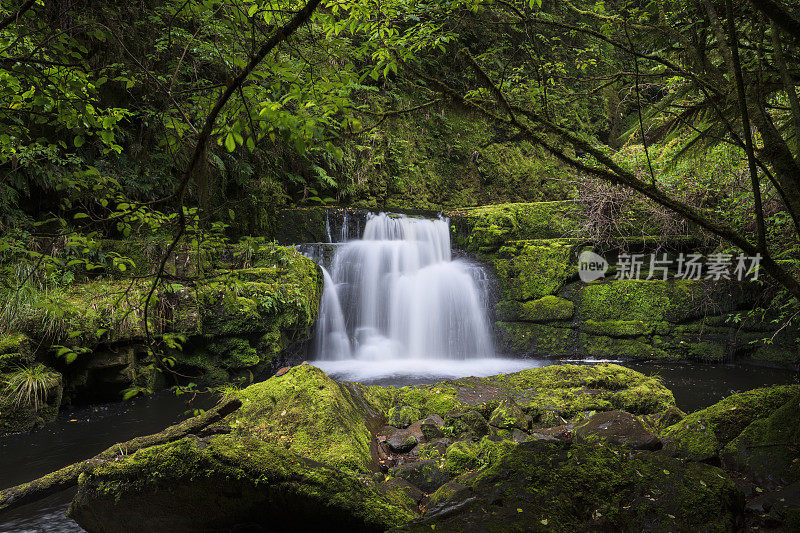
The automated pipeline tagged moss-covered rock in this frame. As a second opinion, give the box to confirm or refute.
[449,202,581,253]
[69,435,414,532]
[398,440,740,532]
[232,365,374,473]
[388,405,423,428]
[580,332,677,361]
[391,459,453,493]
[573,410,660,450]
[487,239,576,301]
[495,321,576,356]
[662,385,800,462]
[576,279,702,323]
[388,364,674,422]
[488,398,530,430]
[722,393,800,486]
[497,295,574,323]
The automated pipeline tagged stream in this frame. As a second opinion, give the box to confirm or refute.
[2,212,797,531]
[0,360,795,532]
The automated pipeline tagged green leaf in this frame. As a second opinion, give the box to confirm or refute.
[73,212,89,219]
[225,133,236,152]
[74,135,85,148]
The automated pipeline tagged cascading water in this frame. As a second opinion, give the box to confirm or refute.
[313,213,494,362]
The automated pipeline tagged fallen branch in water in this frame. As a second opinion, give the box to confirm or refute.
[0,396,242,515]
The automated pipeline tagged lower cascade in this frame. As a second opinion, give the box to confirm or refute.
[313,213,494,361]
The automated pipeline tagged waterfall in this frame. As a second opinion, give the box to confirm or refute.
[313,213,494,361]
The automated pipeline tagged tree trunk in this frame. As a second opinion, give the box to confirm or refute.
[0,397,242,515]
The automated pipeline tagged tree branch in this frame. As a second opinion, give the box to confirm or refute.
[142,0,323,339]
[0,0,35,33]
[0,397,242,515]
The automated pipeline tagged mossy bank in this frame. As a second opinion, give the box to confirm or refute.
[446,202,800,367]
[0,241,322,435]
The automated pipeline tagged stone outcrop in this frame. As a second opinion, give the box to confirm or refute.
[65,363,754,532]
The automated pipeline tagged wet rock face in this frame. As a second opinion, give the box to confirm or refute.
[387,429,419,453]
[573,410,661,450]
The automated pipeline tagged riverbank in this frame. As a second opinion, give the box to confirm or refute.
[53,363,800,532]
[2,359,796,532]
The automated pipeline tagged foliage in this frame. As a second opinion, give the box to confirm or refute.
[2,364,60,411]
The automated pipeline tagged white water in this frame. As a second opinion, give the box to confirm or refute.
[313,213,494,362]
[314,358,539,383]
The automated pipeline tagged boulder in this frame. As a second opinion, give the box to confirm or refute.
[419,414,445,440]
[395,440,740,532]
[573,410,660,450]
[488,398,530,431]
[378,478,425,514]
[445,410,490,441]
[662,385,799,462]
[391,459,453,494]
[387,428,419,453]
[722,393,800,487]
[69,436,414,532]
[389,405,423,428]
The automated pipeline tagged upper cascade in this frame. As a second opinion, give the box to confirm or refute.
[313,213,494,361]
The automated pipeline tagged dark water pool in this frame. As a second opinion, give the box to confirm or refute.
[0,359,796,532]
[0,393,215,533]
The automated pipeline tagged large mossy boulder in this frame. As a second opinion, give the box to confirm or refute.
[70,364,756,532]
[722,392,800,487]
[69,436,412,533]
[69,365,414,531]
[374,363,674,423]
[662,385,800,462]
[397,440,740,532]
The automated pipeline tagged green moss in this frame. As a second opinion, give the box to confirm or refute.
[747,345,800,364]
[579,333,676,361]
[687,341,726,362]
[390,364,674,422]
[449,202,581,252]
[488,398,530,430]
[487,363,675,417]
[232,365,374,473]
[0,333,30,355]
[71,435,414,531]
[392,384,464,418]
[498,295,574,323]
[576,279,702,323]
[487,239,576,301]
[663,385,800,461]
[722,393,800,485]
[443,441,481,474]
[388,405,422,428]
[495,321,575,356]
[14,245,320,357]
[581,319,654,337]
